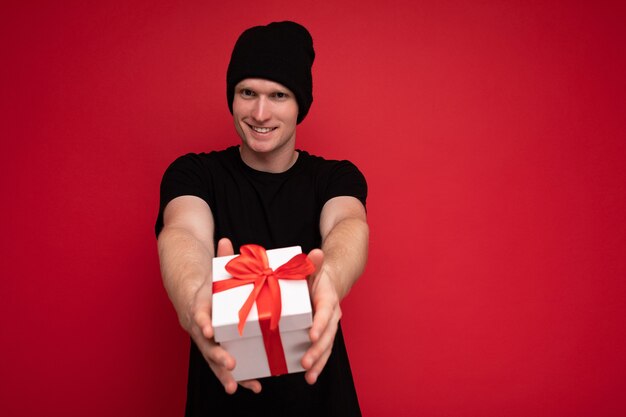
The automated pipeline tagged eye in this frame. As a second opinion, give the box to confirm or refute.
[240,88,255,98]
[272,91,288,100]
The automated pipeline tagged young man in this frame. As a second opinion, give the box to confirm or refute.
[156,21,368,416]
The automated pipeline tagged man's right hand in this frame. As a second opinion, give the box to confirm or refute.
[187,237,262,394]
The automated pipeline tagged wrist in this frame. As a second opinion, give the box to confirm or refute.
[317,263,346,301]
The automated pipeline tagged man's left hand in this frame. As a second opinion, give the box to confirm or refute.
[301,249,342,385]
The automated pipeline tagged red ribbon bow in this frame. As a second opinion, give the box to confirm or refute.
[212,244,315,376]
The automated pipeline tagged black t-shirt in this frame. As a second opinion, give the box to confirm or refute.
[156,146,367,417]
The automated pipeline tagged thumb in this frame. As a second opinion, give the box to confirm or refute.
[217,237,235,257]
[307,248,324,276]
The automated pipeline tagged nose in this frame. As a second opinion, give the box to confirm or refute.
[251,96,270,123]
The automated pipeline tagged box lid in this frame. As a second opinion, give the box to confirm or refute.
[212,246,313,343]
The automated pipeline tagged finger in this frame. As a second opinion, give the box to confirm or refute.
[305,345,333,385]
[194,334,238,394]
[191,284,214,338]
[306,249,324,276]
[217,237,235,257]
[200,342,239,394]
[192,300,214,339]
[239,379,262,394]
[309,297,335,342]
[302,307,339,369]
[204,344,236,371]
[303,311,339,384]
[209,361,239,394]
[193,309,214,339]
[191,329,230,369]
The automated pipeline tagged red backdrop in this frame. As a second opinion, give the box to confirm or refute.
[2,1,625,416]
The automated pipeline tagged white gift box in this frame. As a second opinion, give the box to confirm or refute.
[212,246,313,381]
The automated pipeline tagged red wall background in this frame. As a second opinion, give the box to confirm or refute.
[2,1,625,416]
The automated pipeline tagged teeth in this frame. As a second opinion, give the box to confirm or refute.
[251,126,273,133]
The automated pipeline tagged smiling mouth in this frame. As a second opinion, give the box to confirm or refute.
[247,124,277,134]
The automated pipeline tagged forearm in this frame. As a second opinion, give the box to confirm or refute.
[320,217,369,301]
[158,225,214,330]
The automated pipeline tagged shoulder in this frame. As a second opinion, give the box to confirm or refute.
[156,147,238,237]
[162,147,240,179]
[166,147,238,170]
[297,150,368,206]
[298,150,364,176]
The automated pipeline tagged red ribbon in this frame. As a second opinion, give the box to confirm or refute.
[212,244,315,376]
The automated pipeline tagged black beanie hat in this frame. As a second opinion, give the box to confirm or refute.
[227,21,315,124]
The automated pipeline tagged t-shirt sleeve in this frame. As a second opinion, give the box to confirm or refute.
[319,160,368,209]
[154,153,212,237]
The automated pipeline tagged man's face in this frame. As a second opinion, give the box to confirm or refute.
[232,78,299,158]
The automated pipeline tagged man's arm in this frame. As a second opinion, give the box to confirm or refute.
[301,195,369,384]
[157,195,261,394]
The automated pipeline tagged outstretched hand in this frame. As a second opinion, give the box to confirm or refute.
[301,248,343,384]
[188,237,262,394]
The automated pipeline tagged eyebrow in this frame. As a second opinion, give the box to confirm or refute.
[236,84,289,95]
